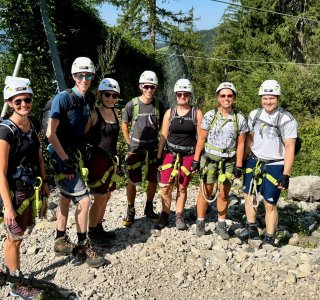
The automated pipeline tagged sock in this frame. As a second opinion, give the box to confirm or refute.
[77,232,87,243]
[218,218,226,223]
[56,230,66,239]
[88,226,98,232]
[197,218,205,221]
[176,212,183,218]
[97,222,104,231]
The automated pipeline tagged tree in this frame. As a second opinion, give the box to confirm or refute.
[94,0,197,49]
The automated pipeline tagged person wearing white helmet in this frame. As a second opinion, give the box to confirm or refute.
[122,70,165,227]
[240,80,298,246]
[85,78,120,246]
[46,57,107,268]
[0,77,50,298]
[192,82,249,239]
[155,79,203,230]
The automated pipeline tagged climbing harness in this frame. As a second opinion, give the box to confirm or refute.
[200,156,233,203]
[126,150,157,191]
[245,157,281,208]
[88,155,121,190]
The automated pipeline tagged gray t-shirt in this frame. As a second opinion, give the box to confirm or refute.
[122,97,162,151]
[201,109,249,157]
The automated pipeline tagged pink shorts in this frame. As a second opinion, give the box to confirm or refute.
[127,150,158,184]
[87,152,117,194]
[7,190,34,235]
[159,152,194,187]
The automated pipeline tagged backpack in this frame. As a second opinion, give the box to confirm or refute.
[251,107,302,155]
[169,105,198,128]
[208,109,239,133]
[41,88,96,138]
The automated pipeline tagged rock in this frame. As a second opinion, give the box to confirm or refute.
[288,176,320,202]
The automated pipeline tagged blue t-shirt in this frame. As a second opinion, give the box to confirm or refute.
[50,87,91,148]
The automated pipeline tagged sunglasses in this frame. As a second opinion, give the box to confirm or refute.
[12,98,32,106]
[75,73,93,80]
[142,85,156,90]
[219,94,234,98]
[103,92,119,99]
[176,92,190,98]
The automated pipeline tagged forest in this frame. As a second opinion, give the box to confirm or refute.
[0,0,319,176]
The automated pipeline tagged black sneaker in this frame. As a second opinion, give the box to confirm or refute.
[262,234,275,246]
[123,205,136,227]
[88,230,112,246]
[196,220,205,237]
[239,223,260,241]
[215,221,230,240]
[73,239,108,268]
[154,211,169,230]
[144,202,160,223]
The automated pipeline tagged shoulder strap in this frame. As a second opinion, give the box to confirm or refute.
[132,97,139,121]
[251,107,263,130]
[0,119,20,155]
[232,112,239,133]
[209,109,218,130]
[169,106,177,126]
[192,106,198,126]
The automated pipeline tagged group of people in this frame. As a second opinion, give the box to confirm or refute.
[0,56,298,299]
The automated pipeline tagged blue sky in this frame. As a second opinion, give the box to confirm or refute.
[97,0,233,31]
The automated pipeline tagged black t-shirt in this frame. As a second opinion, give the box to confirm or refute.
[0,119,40,188]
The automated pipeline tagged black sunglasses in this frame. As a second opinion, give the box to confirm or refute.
[103,92,119,99]
[142,85,156,90]
[75,73,93,80]
[12,98,33,106]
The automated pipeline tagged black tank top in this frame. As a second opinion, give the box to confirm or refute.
[90,107,120,156]
[167,107,197,151]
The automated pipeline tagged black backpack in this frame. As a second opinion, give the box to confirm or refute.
[251,107,302,155]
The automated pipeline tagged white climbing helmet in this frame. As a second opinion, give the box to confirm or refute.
[3,76,33,101]
[258,80,281,96]
[71,57,96,74]
[98,78,120,94]
[139,70,158,86]
[216,82,237,94]
[174,79,193,93]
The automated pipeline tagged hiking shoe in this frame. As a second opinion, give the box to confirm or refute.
[154,211,169,230]
[144,202,160,223]
[123,206,136,227]
[262,234,275,247]
[175,215,186,230]
[10,284,43,300]
[54,235,75,255]
[73,239,108,268]
[88,230,112,246]
[215,221,230,240]
[196,220,205,237]
[97,223,116,239]
[98,228,116,240]
[238,223,260,241]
